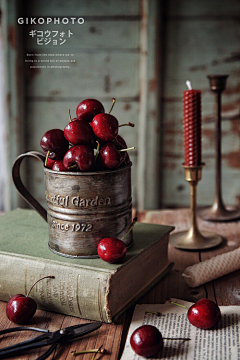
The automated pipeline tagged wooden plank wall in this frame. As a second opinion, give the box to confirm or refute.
[22,0,141,209]
[1,0,240,211]
[161,0,240,208]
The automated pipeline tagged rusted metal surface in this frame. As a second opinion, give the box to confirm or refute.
[12,151,133,258]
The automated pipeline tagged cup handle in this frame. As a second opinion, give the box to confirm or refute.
[12,151,48,222]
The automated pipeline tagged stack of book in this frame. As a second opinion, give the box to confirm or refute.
[0,209,173,323]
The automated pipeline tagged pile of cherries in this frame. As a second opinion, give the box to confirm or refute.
[40,98,135,172]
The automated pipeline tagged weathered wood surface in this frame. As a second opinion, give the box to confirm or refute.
[1,208,240,359]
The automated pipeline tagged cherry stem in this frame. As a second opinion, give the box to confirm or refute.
[68,164,78,170]
[109,98,116,114]
[44,150,50,167]
[71,346,105,357]
[119,146,135,152]
[121,217,137,241]
[167,299,189,310]
[94,141,100,164]
[163,337,191,341]
[119,122,135,128]
[69,109,72,122]
[27,276,55,298]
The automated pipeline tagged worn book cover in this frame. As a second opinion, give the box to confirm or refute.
[0,208,174,323]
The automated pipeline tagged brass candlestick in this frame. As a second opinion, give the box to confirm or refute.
[170,164,223,250]
[198,75,240,221]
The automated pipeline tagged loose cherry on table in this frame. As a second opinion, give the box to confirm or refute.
[168,298,221,329]
[40,129,69,164]
[97,217,137,263]
[92,98,135,142]
[130,325,163,357]
[6,276,54,324]
[76,99,105,122]
[63,145,94,172]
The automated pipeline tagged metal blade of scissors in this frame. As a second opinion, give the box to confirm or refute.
[58,321,102,340]
[0,322,102,359]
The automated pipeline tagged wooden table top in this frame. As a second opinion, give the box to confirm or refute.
[0,208,240,359]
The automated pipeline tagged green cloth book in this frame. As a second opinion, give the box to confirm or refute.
[0,209,174,323]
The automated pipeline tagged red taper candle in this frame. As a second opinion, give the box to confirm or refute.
[183,81,202,166]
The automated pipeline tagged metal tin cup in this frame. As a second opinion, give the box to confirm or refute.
[12,151,133,258]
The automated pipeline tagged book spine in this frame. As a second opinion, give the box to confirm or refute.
[0,253,112,323]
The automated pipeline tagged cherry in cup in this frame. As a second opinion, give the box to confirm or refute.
[63,145,94,171]
[64,110,95,146]
[52,160,67,172]
[76,98,105,122]
[6,276,54,324]
[92,98,135,142]
[97,142,134,170]
[168,298,221,329]
[40,129,69,164]
[97,218,137,263]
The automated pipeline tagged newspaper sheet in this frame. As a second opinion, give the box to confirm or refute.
[121,299,240,360]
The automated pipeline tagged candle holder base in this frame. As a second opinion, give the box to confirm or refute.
[169,230,222,250]
[198,205,240,222]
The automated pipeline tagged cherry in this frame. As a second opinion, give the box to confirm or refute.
[63,145,94,171]
[92,98,134,142]
[97,143,134,170]
[6,276,54,324]
[76,99,105,122]
[187,299,221,329]
[168,298,221,329]
[45,157,55,169]
[130,325,163,357]
[114,134,127,148]
[97,237,127,263]
[52,160,67,172]
[40,129,69,161]
[97,218,137,263]
[64,118,95,146]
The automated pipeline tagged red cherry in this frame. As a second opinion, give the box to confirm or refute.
[98,143,134,170]
[92,113,119,142]
[6,294,37,325]
[76,99,105,122]
[64,119,95,146]
[6,276,54,324]
[97,237,127,263]
[187,299,221,329]
[52,160,67,172]
[97,143,126,169]
[63,145,94,171]
[45,158,55,169]
[97,218,137,263]
[130,325,163,357]
[40,129,69,160]
[115,134,127,148]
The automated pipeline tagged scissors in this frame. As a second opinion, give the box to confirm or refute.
[0,322,102,359]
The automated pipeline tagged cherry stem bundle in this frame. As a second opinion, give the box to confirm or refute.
[121,217,138,241]
[27,276,55,297]
[109,98,116,114]
[69,109,72,122]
